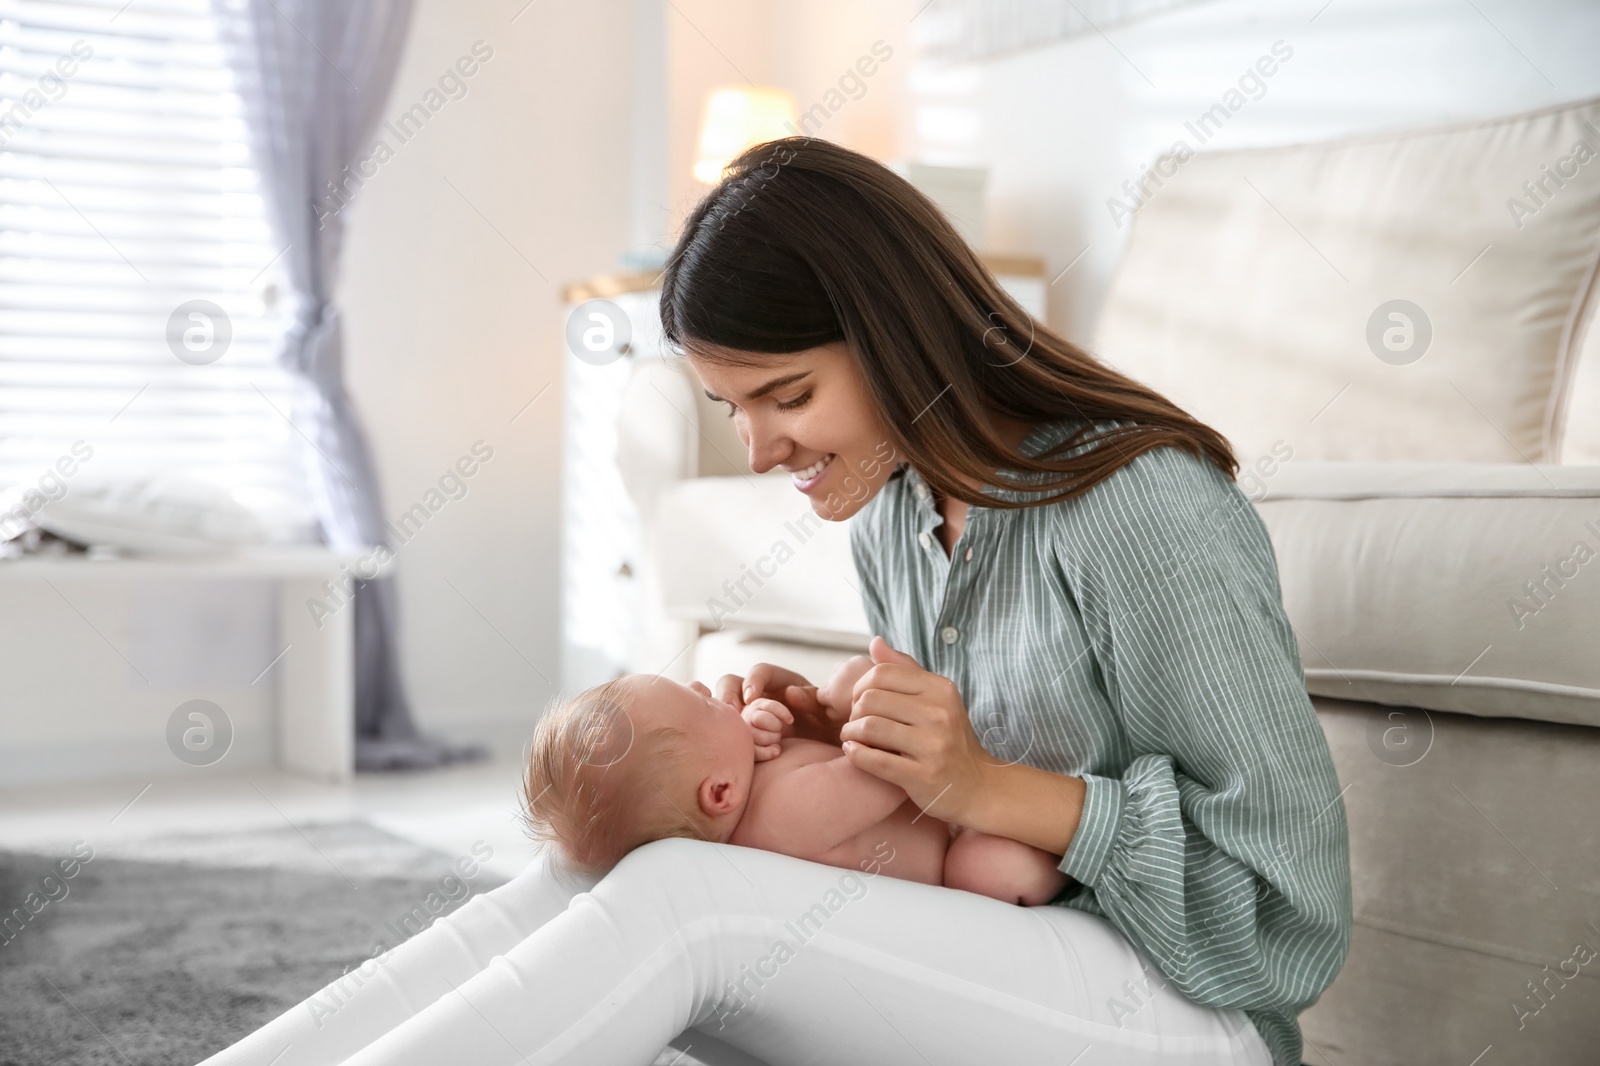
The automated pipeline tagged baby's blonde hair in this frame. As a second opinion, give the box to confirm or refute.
[522,677,718,876]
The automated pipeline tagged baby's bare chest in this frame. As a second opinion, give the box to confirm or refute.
[746,746,950,885]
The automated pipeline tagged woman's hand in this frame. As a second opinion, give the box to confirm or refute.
[838,637,993,824]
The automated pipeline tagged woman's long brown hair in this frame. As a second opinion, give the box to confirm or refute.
[659,137,1238,509]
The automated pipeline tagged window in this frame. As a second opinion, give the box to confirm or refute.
[0,0,313,538]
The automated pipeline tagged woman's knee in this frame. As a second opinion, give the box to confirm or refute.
[601,838,741,906]
[596,839,817,930]
[400,848,594,951]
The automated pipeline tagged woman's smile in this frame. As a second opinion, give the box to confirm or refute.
[687,343,898,521]
[788,453,834,493]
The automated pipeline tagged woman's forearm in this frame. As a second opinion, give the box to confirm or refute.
[964,762,1087,858]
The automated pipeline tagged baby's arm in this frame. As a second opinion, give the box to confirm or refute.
[741,747,909,858]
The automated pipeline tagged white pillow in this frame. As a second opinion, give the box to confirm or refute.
[26,476,277,556]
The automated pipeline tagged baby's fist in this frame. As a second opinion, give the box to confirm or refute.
[741,697,792,761]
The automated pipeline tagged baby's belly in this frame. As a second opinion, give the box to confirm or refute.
[817,799,949,886]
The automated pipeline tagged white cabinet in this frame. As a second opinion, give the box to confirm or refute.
[559,285,666,693]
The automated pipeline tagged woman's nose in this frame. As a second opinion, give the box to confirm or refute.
[742,421,788,475]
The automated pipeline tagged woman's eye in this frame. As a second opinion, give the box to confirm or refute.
[722,401,737,419]
[775,392,812,412]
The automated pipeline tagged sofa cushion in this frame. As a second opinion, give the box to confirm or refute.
[1257,461,1600,729]
[660,462,1600,729]
[1093,96,1600,464]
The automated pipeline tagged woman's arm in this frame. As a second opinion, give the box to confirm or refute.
[846,446,1351,1063]
[1044,447,1352,1051]
[966,761,1088,856]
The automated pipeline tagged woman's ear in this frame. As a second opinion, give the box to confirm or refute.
[697,775,743,818]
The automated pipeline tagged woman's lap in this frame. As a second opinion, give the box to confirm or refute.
[632,841,1269,1066]
[203,839,1268,1066]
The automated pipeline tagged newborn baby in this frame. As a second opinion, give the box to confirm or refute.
[523,657,1069,906]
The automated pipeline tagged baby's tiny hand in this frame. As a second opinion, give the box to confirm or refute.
[742,697,793,761]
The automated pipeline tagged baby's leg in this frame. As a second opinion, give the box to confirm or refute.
[197,847,598,1066]
[942,826,1071,906]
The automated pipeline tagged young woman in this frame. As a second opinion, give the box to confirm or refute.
[201,139,1350,1066]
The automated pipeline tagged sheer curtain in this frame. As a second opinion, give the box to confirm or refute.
[213,0,482,769]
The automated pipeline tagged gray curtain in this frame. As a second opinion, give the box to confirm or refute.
[215,0,483,770]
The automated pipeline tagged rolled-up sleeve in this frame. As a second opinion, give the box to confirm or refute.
[1052,446,1352,1063]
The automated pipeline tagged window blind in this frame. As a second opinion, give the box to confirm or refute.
[0,0,313,538]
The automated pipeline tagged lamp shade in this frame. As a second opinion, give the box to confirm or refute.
[692,86,799,184]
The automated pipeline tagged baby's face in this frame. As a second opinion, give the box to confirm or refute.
[614,675,756,830]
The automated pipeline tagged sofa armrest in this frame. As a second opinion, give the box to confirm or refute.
[649,476,870,643]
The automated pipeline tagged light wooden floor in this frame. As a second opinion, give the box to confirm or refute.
[0,755,542,882]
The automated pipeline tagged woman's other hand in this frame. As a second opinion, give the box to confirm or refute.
[711,662,810,711]
[838,637,991,823]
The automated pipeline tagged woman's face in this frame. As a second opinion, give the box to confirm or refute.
[688,341,900,521]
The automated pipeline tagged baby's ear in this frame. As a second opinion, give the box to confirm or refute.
[698,775,742,817]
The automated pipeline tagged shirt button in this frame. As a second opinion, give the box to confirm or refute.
[918,531,933,550]
[914,483,930,500]
[964,547,973,561]
[940,626,960,645]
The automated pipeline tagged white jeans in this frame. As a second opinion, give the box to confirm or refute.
[199,839,1271,1066]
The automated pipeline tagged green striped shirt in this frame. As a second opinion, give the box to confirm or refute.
[848,418,1352,1066]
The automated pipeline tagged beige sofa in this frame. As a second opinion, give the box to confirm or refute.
[607,97,1600,1065]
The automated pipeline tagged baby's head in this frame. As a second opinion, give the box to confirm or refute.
[522,674,756,876]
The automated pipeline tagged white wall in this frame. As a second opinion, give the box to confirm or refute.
[340,0,634,744]
[657,0,917,245]
[901,0,1600,341]
[645,0,1600,342]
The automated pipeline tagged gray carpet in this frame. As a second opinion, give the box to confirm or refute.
[0,822,507,1066]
